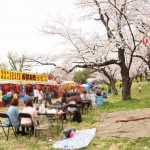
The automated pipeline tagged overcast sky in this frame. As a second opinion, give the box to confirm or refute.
[0,0,104,73]
[0,0,77,73]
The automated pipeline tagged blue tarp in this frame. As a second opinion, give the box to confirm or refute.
[19,97,30,101]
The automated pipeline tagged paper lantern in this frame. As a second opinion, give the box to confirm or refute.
[142,37,149,45]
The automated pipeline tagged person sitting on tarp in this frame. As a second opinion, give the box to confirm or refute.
[96,89,102,96]
[102,91,108,99]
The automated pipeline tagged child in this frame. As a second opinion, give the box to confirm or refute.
[138,85,142,92]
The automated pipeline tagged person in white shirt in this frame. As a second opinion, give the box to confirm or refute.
[138,85,142,92]
[33,87,39,104]
[80,90,91,101]
[80,90,92,108]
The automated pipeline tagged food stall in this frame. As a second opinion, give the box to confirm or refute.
[0,69,48,107]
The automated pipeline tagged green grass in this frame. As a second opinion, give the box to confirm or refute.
[0,81,150,150]
[101,81,150,112]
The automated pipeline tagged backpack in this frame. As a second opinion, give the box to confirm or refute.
[73,110,82,123]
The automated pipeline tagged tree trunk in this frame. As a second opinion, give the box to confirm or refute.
[119,48,132,100]
[110,79,118,95]
[144,69,148,80]
[122,73,132,100]
[100,68,118,95]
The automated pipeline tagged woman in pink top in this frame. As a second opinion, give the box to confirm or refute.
[21,99,37,135]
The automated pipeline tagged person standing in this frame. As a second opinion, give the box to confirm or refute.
[45,90,52,107]
[39,90,44,99]
[33,87,39,104]
[53,88,59,98]
[3,93,8,106]
[138,85,142,92]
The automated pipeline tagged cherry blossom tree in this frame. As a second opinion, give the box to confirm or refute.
[29,0,150,100]
[93,65,120,95]
[50,67,74,83]
[73,0,150,100]
[134,43,150,70]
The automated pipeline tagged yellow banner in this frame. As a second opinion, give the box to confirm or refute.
[0,70,48,82]
[0,87,2,102]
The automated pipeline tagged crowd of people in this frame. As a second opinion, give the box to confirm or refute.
[2,86,55,107]
[3,89,91,136]
[2,85,110,137]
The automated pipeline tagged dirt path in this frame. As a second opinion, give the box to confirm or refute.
[97,108,150,138]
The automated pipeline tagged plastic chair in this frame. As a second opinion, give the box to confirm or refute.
[33,115,52,141]
[0,112,16,140]
[19,113,34,139]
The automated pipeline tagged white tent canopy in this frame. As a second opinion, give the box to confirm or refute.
[0,80,21,84]
[61,81,75,84]
[0,80,58,85]
[47,80,58,85]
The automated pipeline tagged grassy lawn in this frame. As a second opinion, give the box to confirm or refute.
[0,81,150,150]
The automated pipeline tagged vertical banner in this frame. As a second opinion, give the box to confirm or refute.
[0,87,2,102]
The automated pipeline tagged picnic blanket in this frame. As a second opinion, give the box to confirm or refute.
[52,128,96,149]
[116,114,150,122]
[98,108,150,138]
